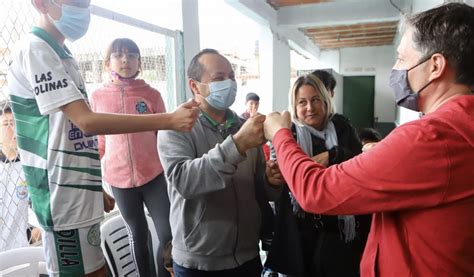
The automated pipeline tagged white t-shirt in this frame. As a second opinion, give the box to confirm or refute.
[0,158,29,251]
[6,27,103,231]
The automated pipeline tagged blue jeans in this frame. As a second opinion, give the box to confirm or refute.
[173,256,262,277]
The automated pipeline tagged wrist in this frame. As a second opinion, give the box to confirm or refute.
[232,133,248,155]
[161,112,174,130]
[270,126,287,141]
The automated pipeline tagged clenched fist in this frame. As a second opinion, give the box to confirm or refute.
[264,111,292,141]
[233,113,266,155]
[170,99,200,132]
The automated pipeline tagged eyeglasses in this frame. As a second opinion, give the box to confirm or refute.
[110,52,140,60]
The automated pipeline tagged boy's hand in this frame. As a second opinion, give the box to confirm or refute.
[170,99,200,132]
[103,192,115,213]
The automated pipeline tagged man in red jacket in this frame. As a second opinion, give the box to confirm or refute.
[264,3,474,276]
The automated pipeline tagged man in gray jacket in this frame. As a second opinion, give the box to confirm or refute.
[158,49,282,276]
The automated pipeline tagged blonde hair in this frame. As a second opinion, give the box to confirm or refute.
[289,74,334,128]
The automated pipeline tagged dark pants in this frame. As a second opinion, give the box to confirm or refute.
[112,174,172,277]
[173,256,262,277]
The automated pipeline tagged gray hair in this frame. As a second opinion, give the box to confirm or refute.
[402,3,474,86]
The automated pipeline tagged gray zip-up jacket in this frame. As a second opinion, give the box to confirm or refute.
[158,111,276,271]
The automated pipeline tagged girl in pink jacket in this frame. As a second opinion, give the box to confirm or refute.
[91,38,171,277]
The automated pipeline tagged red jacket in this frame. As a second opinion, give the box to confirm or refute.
[273,95,474,276]
[90,79,166,188]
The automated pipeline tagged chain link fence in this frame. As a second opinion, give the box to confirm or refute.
[0,0,184,251]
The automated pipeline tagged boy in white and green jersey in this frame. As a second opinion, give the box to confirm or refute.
[9,26,104,232]
[7,1,199,276]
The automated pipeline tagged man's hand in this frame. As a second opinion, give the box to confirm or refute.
[362,142,378,152]
[233,113,266,155]
[169,99,200,132]
[311,151,329,167]
[103,191,115,213]
[266,160,285,186]
[264,111,292,141]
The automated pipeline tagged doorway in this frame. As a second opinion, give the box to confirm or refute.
[342,76,375,128]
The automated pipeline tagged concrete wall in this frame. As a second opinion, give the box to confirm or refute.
[332,70,344,113]
[258,28,292,115]
[339,45,397,123]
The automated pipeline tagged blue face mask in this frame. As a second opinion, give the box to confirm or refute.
[201,79,237,111]
[50,0,91,42]
[389,56,432,112]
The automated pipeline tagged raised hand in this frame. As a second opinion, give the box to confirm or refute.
[170,98,200,132]
[264,111,292,141]
[233,113,266,155]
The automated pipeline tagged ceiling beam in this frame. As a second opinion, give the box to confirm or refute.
[310,30,397,40]
[276,0,408,28]
[314,34,395,43]
[304,22,398,34]
[225,0,321,59]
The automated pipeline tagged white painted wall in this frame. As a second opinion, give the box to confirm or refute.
[319,50,341,73]
[258,28,292,114]
[273,38,292,112]
[412,0,444,13]
[332,70,344,113]
[339,45,397,123]
[182,0,201,99]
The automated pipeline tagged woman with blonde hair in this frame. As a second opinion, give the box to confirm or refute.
[266,74,369,276]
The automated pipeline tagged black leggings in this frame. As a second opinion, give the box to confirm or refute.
[112,174,172,277]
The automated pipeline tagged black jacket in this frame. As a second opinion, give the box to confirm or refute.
[265,113,371,276]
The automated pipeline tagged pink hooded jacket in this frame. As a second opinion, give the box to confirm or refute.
[90,79,166,188]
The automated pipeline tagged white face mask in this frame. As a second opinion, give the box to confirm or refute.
[49,0,91,42]
[200,79,237,110]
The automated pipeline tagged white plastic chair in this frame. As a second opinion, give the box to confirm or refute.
[0,246,47,276]
[101,211,160,277]
[100,213,137,277]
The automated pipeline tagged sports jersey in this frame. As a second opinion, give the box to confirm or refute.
[0,157,29,251]
[6,27,103,231]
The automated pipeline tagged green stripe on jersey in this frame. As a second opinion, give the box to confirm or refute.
[53,229,85,276]
[10,94,48,159]
[52,149,100,161]
[56,166,101,177]
[22,165,54,228]
[57,184,103,192]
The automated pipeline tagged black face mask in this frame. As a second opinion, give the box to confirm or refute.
[389,56,433,111]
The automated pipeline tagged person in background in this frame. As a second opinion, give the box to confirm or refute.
[311,70,336,98]
[265,74,366,277]
[240,92,260,120]
[158,48,281,277]
[7,0,199,275]
[90,38,172,277]
[357,127,382,152]
[263,3,474,276]
[0,105,29,251]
